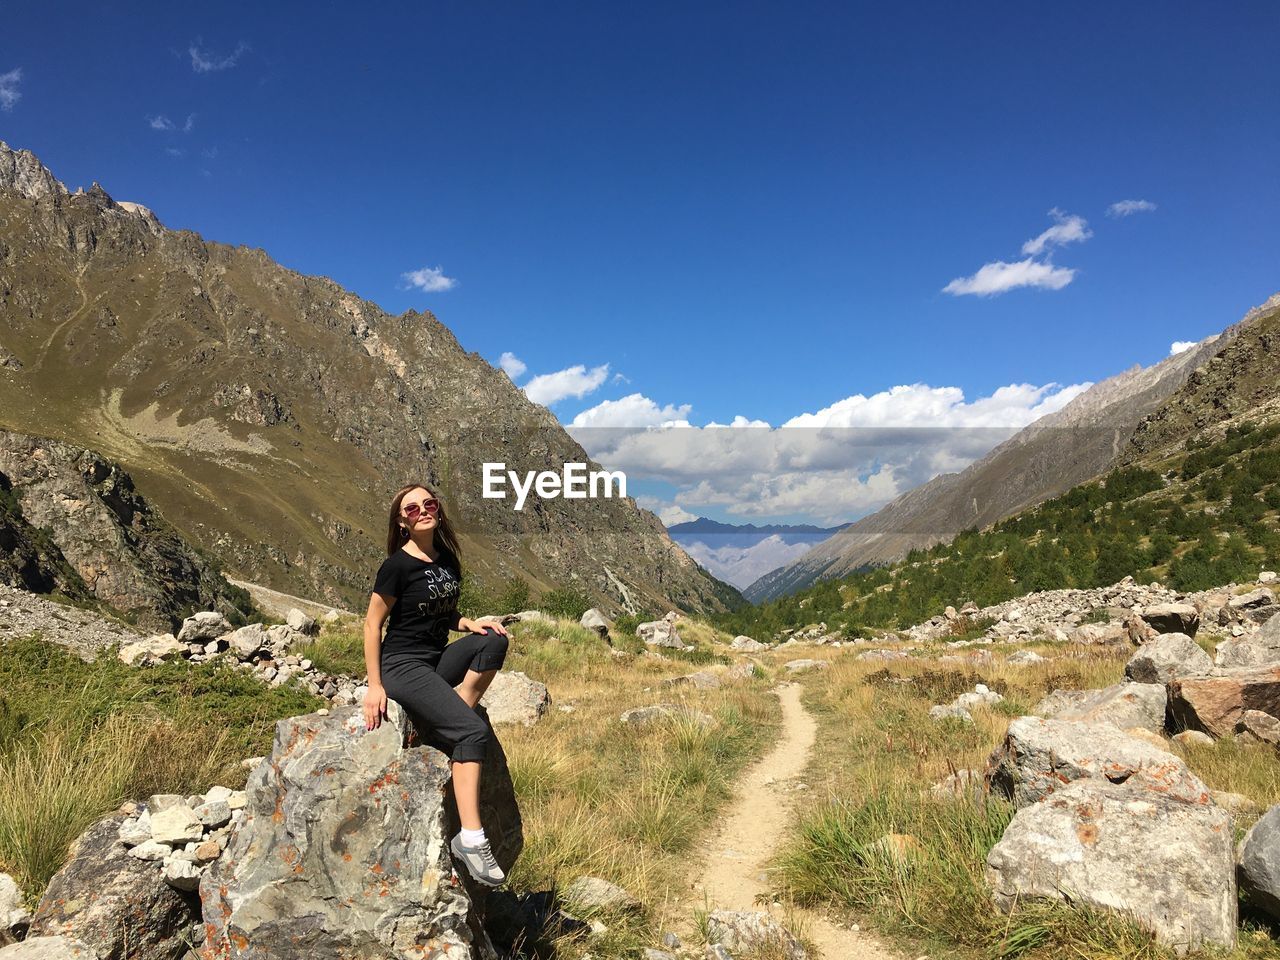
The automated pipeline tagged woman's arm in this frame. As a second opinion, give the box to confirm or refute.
[362,592,394,730]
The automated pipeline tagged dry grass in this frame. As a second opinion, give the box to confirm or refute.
[773,638,1280,960]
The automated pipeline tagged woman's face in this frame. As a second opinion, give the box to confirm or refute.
[400,487,440,536]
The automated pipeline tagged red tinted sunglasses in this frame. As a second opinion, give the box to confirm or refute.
[402,499,440,520]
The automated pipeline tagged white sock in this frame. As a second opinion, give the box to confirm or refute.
[460,827,486,846]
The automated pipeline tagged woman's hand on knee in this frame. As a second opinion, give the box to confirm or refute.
[458,617,508,638]
[363,684,387,731]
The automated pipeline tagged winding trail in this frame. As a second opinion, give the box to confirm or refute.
[684,682,897,959]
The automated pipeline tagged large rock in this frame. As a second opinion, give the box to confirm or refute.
[562,876,640,915]
[579,609,610,637]
[985,779,1236,953]
[1124,634,1212,684]
[1069,622,1128,645]
[478,672,551,727]
[176,611,231,644]
[1049,682,1167,734]
[729,635,767,652]
[117,633,183,667]
[1239,804,1280,921]
[1215,611,1280,668]
[222,624,269,660]
[636,619,689,651]
[1168,666,1280,738]
[985,717,1210,808]
[1235,709,1280,745]
[285,608,317,635]
[28,811,198,960]
[201,702,522,959]
[0,938,99,959]
[1228,587,1277,622]
[1135,603,1199,638]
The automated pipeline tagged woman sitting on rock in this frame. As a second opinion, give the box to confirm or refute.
[362,482,510,887]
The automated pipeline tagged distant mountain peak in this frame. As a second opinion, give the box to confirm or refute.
[0,141,67,201]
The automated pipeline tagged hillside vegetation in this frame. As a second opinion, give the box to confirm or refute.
[718,419,1280,640]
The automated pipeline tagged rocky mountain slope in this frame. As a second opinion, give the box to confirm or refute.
[0,141,739,615]
[0,429,254,631]
[744,299,1269,602]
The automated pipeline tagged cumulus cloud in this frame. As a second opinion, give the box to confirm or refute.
[1108,199,1157,218]
[149,114,174,131]
[523,363,610,406]
[567,379,1091,526]
[0,68,21,111]
[943,258,1076,297]
[498,352,527,380]
[401,266,457,293]
[570,393,692,428]
[1021,209,1092,256]
[189,40,250,73]
[1170,340,1197,356]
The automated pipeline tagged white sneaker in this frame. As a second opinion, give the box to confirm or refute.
[449,832,506,887]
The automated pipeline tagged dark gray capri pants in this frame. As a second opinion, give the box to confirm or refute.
[380,627,509,763]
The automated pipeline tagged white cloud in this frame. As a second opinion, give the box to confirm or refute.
[149,114,175,131]
[1170,340,1197,356]
[1108,199,1157,218]
[183,113,196,133]
[943,258,1076,297]
[523,363,610,406]
[401,266,457,293]
[1021,208,1092,256]
[498,352,527,380]
[164,147,185,158]
[570,393,692,428]
[567,379,1091,526]
[189,40,249,73]
[0,67,22,111]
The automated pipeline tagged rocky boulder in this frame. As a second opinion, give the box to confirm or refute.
[1215,611,1280,668]
[1239,804,1280,922]
[27,811,198,960]
[579,608,610,637]
[1124,633,1212,684]
[1135,603,1200,638]
[284,608,317,635]
[986,778,1236,953]
[478,671,551,727]
[636,619,690,651]
[729,635,767,652]
[1049,682,1167,734]
[1235,709,1280,745]
[201,701,522,959]
[176,612,232,644]
[1228,587,1278,623]
[985,717,1210,807]
[1168,666,1280,738]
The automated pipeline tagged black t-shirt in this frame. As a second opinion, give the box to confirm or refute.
[372,547,462,657]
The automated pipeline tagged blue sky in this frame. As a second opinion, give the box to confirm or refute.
[5,2,1280,525]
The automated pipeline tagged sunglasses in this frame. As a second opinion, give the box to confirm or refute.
[402,499,440,520]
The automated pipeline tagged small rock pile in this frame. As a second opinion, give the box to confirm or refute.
[114,787,247,892]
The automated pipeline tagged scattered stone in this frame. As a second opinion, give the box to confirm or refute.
[1123,727,1169,749]
[1261,572,1278,585]
[1006,649,1049,666]
[479,671,552,726]
[162,858,200,892]
[928,704,972,723]
[1070,622,1129,645]
[117,812,150,847]
[1239,804,1280,923]
[1136,603,1200,638]
[724,661,758,682]
[1051,682,1167,734]
[193,839,222,864]
[1235,709,1280,745]
[1032,689,1090,717]
[0,874,28,943]
[1124,633,1212,684]
[116,633,183,666]
[637,618,690,650]
[985,717,1211,808]
[126,840,169,861]
[175,611,231,643]
[223,623,269,659]
[1229,587,1276,616]
[1172,730,1214,747]
[706,911,806,960]
[149,806,203,845]
[580,608,610,637]
[730,635,767,652]
[285,608,317,635]
[193,799,231,829]
[1169,666,1280,738]
[986,779,1236,953]
[855,649,910,662]
[783,659,829,674]
[28,813,198,959]
[563,876,641,915]
[663,671,721,691]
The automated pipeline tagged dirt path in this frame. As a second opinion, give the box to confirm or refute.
[683,682,897,959]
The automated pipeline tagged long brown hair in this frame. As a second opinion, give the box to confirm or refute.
[385,482,462,568]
